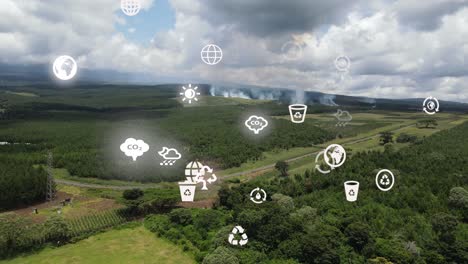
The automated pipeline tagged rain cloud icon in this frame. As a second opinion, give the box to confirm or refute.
[333,109,352,126]
[158,147,182,166]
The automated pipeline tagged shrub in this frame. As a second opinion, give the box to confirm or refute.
[122,188,143,200]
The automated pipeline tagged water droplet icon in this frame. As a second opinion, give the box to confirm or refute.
[255,192,262,200]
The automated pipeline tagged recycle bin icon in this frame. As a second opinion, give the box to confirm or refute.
[179,182,197,202]
[289,104,307,123]
[344,181,360,202]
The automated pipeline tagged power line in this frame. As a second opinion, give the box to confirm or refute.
[46,151,56,202]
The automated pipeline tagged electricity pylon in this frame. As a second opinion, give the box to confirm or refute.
[46,152,56,202]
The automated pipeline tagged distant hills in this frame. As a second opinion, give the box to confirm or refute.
[1,63,467,113]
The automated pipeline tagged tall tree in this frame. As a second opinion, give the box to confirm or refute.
[275,160,289,176]
[379,131,394,145]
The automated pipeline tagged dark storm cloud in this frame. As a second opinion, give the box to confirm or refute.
[395,0,468,31]
[200,0,358,37]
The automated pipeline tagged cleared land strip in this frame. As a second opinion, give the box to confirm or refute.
[54,179,159,190]
[56,123,416,189]
[220,123,415,180]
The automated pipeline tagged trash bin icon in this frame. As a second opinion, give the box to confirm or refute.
[344,181,359,202]
[179,182,197,202]
[289,104,307,123]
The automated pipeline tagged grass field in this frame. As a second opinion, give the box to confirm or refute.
[0,225,195,264]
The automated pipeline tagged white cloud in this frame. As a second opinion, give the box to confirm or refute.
[0,0,467,102]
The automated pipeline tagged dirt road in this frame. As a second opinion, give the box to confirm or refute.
[56,123,415,189]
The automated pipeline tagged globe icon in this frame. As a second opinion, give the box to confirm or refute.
[53,55,77,81]
[201,44,223,65]
[184,161,203,182]
[121,0,141,16]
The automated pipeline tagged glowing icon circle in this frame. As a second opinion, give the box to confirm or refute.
[323,144,346,168]
[335,55,351,72]
[121,0,141,16]
[250,187,267,204]
[201,44,223,65]
[180,84,200,104]
[375,169,395,192]
[53,55,77,81]
[423,96,439,115]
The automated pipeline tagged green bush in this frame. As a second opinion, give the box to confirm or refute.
[122,188,143,200]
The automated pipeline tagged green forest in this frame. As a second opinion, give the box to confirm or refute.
[144,121,468,263]
[0,156,47,210]
[0,86,333,185]
[1,85,467,263]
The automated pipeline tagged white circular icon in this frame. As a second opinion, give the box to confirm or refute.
[121,0,141,16]
[250,187,267,204]
[335,55,351,72]
[375,169,395,192]
[423,96,439,115]
[53,55,77,81]
[201,44,223,65]
[323,144,346,168]
[228,226,248,246]
[315,150,332,174]
[281,41,303,61]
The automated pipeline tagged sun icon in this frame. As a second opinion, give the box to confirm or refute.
[180,84,200,104]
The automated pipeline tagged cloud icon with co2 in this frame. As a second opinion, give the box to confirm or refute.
[245,115,268,134]
[120,138,149,161]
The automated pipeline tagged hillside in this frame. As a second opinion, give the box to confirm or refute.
[0,225,195,264]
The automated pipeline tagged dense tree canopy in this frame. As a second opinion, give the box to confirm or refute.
[0,156,47,210]
[145,121,468,263]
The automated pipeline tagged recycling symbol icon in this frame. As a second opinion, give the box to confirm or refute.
[228,226,248,246]
[380,174,391,186]
[294,112,302,118]
[348,190,355,196]
[184,189,192,196]
[375,169,395,192]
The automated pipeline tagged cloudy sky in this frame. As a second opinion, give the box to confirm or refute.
[1,0,468,102]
